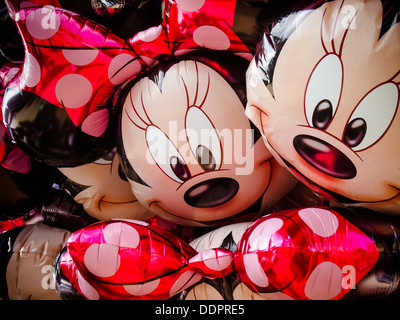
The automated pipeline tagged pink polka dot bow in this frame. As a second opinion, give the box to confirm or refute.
[2,0,251,138]
[58,207,380,300]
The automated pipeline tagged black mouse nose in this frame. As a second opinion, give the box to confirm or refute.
[184,178,239,208]
[293,134,357,179]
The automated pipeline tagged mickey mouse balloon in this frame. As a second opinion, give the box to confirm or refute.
[246,0,400,215]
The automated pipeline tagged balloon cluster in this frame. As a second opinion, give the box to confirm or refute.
[0,0,399,300]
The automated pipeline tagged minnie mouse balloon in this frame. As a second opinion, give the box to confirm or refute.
[117,0,298,227]
[118,53,298,227]
[246,0,400,215]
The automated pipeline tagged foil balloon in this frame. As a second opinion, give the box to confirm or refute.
[54,207,400,300]
[1,0,261,167]
[118,53,297,227]
[0,222,71,300]
[16,148,154,231]
[0,2,24,63]
[117,0,298,227]
[245,0,400,215]
[55,148,153,222]
[0,5,153,166]
[0,62,32,173]
[5,0,163,38]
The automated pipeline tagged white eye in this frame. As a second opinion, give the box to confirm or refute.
[185,107,222,171]
[343,82,399,151]
[305,54,343,129]
[146,125,190,183]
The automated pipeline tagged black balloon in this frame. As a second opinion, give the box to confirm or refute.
[2,88,116,167]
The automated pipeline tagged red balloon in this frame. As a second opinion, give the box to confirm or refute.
[234,207,380,300]
[59,219,200,300]
[56,207,400,300]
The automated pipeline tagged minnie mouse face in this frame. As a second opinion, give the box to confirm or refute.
[119,56,296,227]
[246,0,400,214]
[58,148,153,221]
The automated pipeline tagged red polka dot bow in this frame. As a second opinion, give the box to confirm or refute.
[58,207,380,300]
[3,0,251,137]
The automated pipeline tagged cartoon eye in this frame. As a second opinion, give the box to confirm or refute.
[94,150,116,164]
[343,82,399,151]
[305,54,343,130]
[195,145,216,171]
[185,107,222,171]
[146,125,190,183]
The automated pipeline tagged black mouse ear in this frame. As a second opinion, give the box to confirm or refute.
[2,88,115,167]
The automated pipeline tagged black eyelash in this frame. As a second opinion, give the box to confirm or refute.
[125,108,146,130]
[124,86,154,131]
[180,61,211,110]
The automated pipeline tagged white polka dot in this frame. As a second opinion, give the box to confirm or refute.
[173,48,196,57]
[108,53,141,85]
[26,6,60,40]
[55,74,93,108]
[235,52,253,61]
[169,271,202,296]
[77,271,100,300]
[137,25,162,42]
[193,26,230,51]
[84,243,120,278]
[304,262,343,300]
[176,0,205,12]
[298,208,339,237]
[102,222,140,248]
[62,49,99,66]
[243,253,269,288]
[81,109,109,137]
[205,254,232,272]
[140,55,157,67]
[190,249,233,271]
[22,53,41,88]
[20,1,36,9]
[4,67,20,86]
[248,218,284,251]
[124,279,160,296]
[111,219,149,227]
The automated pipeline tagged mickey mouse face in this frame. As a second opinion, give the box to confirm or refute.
[58,149,153,221]
[120,58,296,227]
[246,0,400,215]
